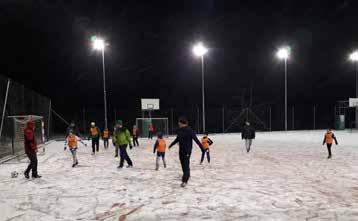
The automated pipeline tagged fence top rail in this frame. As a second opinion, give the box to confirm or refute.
[7,115,43,119]
[136,118,168,120]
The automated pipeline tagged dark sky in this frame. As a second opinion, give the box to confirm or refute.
[1,0,358,131]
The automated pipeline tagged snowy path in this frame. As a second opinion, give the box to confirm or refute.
[0,131,358,220]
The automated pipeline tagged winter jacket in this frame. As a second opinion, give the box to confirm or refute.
[24,121,37,154]
[169,126,203,155]
[201,136,213,150]
[241,125,256,139]
[153,138,166,153]
[89,126,101,139]
[103,129,110,139]
[323,131,338,145]
[113,127,132,146]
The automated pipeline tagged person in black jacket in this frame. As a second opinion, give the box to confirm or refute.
[169,117,204,187]
[241,122,256,153]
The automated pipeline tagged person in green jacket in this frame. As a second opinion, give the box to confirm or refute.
[113,120,133,168]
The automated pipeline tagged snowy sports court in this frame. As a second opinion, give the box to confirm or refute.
[0,130,358,221]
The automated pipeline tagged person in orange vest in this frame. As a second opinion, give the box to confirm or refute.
[148,124,154,140]
[132,125,139,147]
[88,122,101,154]
[65,131,87,167]
[103,128,110,149]
[153,132,167,170]
[322,128,338,159]
[200,133,213,164]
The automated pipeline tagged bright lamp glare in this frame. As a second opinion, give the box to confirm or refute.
[193,42,208,57]
[93,38,105,51]
[349,51,358,61]
[277,47,290,60]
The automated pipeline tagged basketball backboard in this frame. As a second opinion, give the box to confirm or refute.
[141,99,160,110]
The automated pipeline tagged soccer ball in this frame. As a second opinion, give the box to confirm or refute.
[11,171,18,178]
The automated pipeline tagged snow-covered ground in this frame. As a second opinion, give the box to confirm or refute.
[1,130,358,221]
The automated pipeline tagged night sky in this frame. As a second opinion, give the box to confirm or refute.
[1,0,358,132]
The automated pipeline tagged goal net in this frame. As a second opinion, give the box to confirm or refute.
[7,115,44,155]
[136,118,169,138]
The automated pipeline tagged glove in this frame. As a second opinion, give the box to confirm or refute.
[64,146,67,151]
[129,145,133,149]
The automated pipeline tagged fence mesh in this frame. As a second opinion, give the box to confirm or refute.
[0,75,52,159]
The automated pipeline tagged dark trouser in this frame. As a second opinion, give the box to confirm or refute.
[327,143,332,157]
[25,152,38,176]
[92,137,99,153]
[119,144,133,168]
[179,153,191,183]
[148,131,153,139]
[70,148,78,164]
[200,149,210,163]
[133,136,139,146]
[103,138,109,149]
[245,139,253,153]
[156,152,166,169]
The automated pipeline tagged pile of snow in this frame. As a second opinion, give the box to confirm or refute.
[0,130,358,220]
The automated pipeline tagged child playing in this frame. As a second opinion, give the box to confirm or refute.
[65,131,87,167]
[153,132,167,170]
[322,128,338,159]
[132,125,139,147]
[103,128,110,149]
[200,133,213,164]
[148,124,154,140]
[89,122,101,154]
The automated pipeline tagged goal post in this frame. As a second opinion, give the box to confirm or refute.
[136,118,169,138]
[7,115,45,155]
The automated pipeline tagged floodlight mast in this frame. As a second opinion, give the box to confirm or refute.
[92,36,108,129]
[193,42,208,133]
[276,47,290,131]
[349,51,358,128]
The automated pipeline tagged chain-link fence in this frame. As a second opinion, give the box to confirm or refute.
[61,103,349,139]
[0,75,52,159]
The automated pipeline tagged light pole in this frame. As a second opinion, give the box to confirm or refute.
[276,46,290,131]
[349,51,358,128]
[92,36,108,129]
[193,42,208,133]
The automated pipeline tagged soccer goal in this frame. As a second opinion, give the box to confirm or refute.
[7,115,45,155]
[136,118,169,138]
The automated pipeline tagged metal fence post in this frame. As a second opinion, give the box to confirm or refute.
[47,100,51,140]
[170,108,174,134]
[292,106,295,130]
[0,78,11,140]
[269,106,272,131]
[313,105,316,130]
[222,106,225,133]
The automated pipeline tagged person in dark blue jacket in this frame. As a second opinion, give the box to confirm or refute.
[169,116,204,187]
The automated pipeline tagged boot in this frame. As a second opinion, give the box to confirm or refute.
[24,172,29,179]
[32,174,42,178]
[180,182,187,188]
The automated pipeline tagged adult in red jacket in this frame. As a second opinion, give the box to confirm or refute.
[24,121,41,178]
